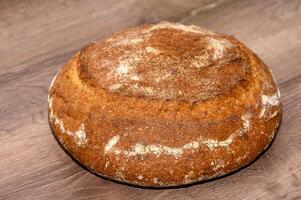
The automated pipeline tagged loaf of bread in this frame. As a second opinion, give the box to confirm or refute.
[48,22,282,187]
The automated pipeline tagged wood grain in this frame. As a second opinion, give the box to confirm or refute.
[0,0,300,199]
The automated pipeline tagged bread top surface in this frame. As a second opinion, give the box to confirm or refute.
[79,22,251,102]
[48,22,282,186]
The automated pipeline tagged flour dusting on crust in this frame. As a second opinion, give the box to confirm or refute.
[107,52,143,91]
[79,22,245,102]
[74,124,87,146]
[111,113,254,158]
[104,135,120,153]
[260,92,280,118]
[191,51,210,68]
[237,113,251,136]
[48,97,87,146]
[208,38,233,60]
[145,46,160,54]
[211,159,226,171]
[148,21,215,35]
[120,134,235,158]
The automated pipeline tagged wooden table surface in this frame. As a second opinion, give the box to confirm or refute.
[1,0,301,199]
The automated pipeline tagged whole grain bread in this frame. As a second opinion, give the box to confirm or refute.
[48,21,282,187]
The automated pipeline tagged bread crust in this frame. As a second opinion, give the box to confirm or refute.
[48,22,282,187]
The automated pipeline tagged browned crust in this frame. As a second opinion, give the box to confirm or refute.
[48,22,282,187]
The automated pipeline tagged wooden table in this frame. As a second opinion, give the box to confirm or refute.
[1,0,300,199]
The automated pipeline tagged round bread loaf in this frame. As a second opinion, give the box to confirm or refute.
[48,22,282,187]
